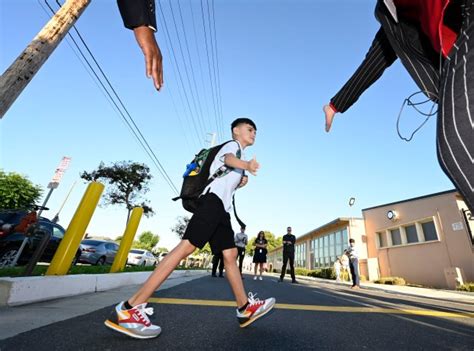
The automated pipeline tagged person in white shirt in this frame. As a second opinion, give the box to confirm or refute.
[234,226,248,277]
[333,258,342,282]
[104,118,276,338]
[344,238,360,289]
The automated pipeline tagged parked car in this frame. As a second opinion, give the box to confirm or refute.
[127,249,158,267]
[79,239,119,265]
[0,213,81,268]
[157,252,168,262]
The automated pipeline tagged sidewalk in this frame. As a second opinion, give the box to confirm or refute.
[0,270,208,340]
[270,272,474,303]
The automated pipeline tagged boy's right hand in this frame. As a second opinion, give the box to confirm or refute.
[246,157,260,176]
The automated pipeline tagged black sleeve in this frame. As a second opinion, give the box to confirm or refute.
[330,26,397,113]
[117,0,157,30]
[291,236,296,245]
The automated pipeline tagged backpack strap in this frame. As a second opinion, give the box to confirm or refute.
[232,194,246,229]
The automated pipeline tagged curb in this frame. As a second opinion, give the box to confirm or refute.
[0,270,205,306]
[269,273,474,303]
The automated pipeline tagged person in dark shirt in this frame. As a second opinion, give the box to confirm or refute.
[279,227,297,283]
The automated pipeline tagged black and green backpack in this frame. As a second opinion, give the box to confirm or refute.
[172,140,242,214]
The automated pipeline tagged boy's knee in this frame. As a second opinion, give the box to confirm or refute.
[222,248,237,263]
[180,240,196,255]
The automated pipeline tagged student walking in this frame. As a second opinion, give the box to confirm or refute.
[279,226,297,283]
[234,226,248,276]
[252,231,268,281]
[104,118,275,339]
[333,258,342,282]
[211,252,224,277]
[345,239,360,289]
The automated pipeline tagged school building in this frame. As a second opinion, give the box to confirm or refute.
[267,190,474,289]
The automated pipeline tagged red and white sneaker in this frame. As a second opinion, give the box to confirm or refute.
[236,292,275,328]
[104,301,162,339]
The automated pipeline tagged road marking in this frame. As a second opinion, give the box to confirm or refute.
[148,298,474,319]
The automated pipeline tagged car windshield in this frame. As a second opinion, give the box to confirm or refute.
[81,240,104,246]
[130,249,144,254]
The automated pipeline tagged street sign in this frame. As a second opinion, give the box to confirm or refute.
[47,156,71,189]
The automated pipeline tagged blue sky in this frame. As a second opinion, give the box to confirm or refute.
[0,0,453,249]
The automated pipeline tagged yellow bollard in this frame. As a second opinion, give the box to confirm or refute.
[110,207,144,273]
[46,182,104,275]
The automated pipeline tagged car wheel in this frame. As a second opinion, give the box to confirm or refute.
[96,257,106,265]
[0,246,21,268]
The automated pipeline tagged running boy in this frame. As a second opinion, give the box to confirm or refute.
[105,118,275,339]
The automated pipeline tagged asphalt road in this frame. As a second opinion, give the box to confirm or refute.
[1,274,473,351]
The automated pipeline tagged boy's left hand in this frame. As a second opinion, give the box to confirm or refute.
[238,175,248,188]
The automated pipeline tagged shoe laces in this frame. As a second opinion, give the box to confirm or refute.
[247,292,263,307]
[133,303,154,326]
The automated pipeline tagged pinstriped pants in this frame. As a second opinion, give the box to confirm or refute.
[438,1,474,213]
[330,1,474,213]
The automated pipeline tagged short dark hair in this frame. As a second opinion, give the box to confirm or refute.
[349,238,355,244]
[231,117,257,131]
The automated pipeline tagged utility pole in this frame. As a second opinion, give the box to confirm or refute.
[0,0,91,119]
[206,132,217,147]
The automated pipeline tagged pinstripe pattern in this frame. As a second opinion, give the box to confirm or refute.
[331,28,397,113]
[329,0,474,212]
[437,0,474,213]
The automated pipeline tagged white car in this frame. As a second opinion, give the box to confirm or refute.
[127,249,158,267]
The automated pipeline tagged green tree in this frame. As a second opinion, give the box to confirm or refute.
[133,230,160,251]
[153,247,169,254]
[80,161,154,222]
[195,243,211,256]
[171,216,190,239]
[0,171,43,210]
[246,231,282,256]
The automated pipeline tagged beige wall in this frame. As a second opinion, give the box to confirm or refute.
[363,192,474,288]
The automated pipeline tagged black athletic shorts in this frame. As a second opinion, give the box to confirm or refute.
[183,192,236,254]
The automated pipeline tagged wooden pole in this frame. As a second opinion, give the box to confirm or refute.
[0,0,91,119]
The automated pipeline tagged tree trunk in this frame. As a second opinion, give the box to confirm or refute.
[0,0,91,118]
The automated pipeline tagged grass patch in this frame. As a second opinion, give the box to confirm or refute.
[374,277,406,285]
[456,282,474,292]
[0,265,205,278]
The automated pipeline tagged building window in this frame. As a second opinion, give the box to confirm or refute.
[404,225,418,244]
[342,228,348,245]
[390,228,402,246]
[421,221,438,241]
[377,232,387,248]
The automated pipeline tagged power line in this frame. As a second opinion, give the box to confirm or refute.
[200,0,222,141]
[175,0,210,134]
[45,0,179,195]
[188,0,213,133]
[157,1,205,145]
[166,0,207,139]
[210,0,226,137]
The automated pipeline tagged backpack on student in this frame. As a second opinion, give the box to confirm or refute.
[172,140,241,213]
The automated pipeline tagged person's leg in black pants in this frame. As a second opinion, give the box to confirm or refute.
[280,252,289,281]
[237,247,245,274]
[437,0,474,214]
[288,254,296,282]
[218,255,224,277]
[349,259,360,287]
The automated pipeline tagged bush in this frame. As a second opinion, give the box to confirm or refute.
[294,267,311,276]
[374,277,406,285]
[456,282,474,292]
